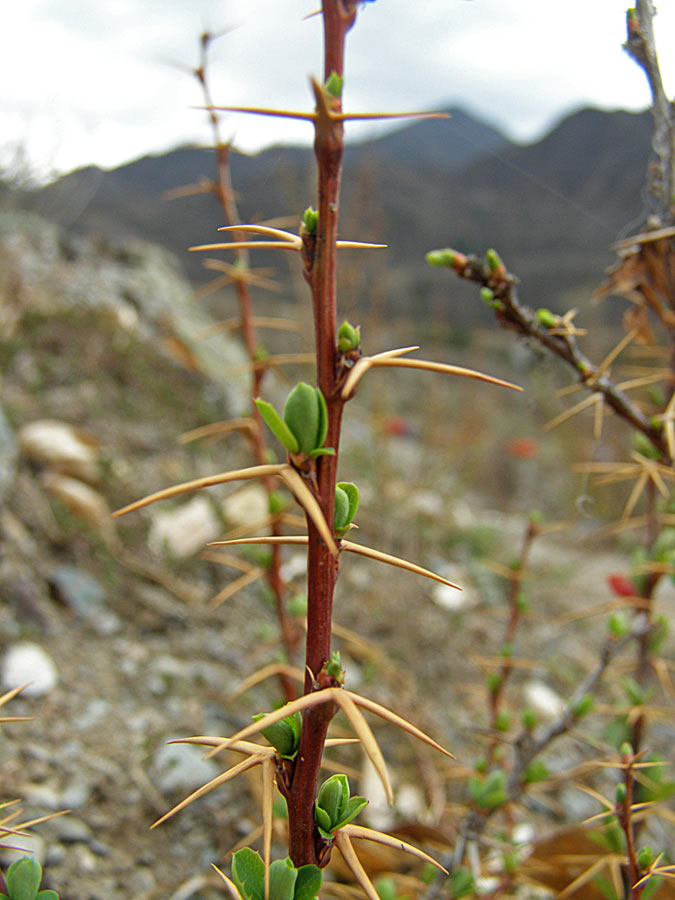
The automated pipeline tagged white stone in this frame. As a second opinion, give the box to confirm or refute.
[431,566,476,611]
[147,495,221,558]
[2,643,58,697]
[279,552,307,583]
[19,420,100,484]
[152,742,220,793]
[522,680,566,720]
[222,483,269,531]
[41,472,111,533]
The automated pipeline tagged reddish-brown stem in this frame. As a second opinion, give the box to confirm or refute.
[486,519,538,767]
[195,42,301,701]
[284,0,353,866]
[620,757,643,900]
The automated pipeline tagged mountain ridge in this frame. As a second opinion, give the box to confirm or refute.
[22,104,653,317]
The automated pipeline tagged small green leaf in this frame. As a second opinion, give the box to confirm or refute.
[450,867,474,899]
[524,760,549,784]
[333,795,368,830]
[315,386,328,451]
[6,858,42,900]
[324,72,344,99]
[485,248,504,274]
[334,485,351,533]
[337,321,360,352]
[337,482,359,527]
[231,848,265,900]
[302,207,319,235]
[426,248,458,268]
[284,383,322,455]
[293,866,322,900]
[35,893,59,900]
[255,398,299,454]
[269,858,297,900]
[308,446,335,458]
[314,804,333,837]
[252,711,302,758]
[571,693,595,718]
[316,774,347,825]
[536,308,557,328]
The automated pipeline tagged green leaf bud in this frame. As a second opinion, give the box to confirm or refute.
[608,611,631,639]
[495,710,511,733]
[283,383,332,457]
[449,868,474,899]
[620,741,634,758]
[334,482,359,536]
[571,693,595,719]
[480,287,494,304]
[648,614,668,655]
[324,71,344,99]
[231,849,265,900]
[615,782,627,804]
[516,591,530,613]
[315,774,367,837]
[633,430,660,460]
[301,207,319,236]
[269,858,298,900]
[474,756,487,774]
[293,866,322,900]
[252,711,302,758]
[485,248,505,275]
[536,308,557,328]
[426,248,461,268]
[255,397,300,454]
[521,708,538,730]
[323,650,345,684]
[268,490,286,516]
[638,846,654,870]
[337,320,360,352]
[486,672,502,693]
[621,677,650,707]
[478,769,507,810]
[524,760,549,784]
[6,858,43,900]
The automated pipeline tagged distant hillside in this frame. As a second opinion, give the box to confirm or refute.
[24,105,653,320]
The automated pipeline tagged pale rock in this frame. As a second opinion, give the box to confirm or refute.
[360,756,395,831]
[522,680,566,720]
[431,565,475,611]
[2,643,58,697]
[49,565,121,635]
[279,552,307,584]
[152,742,220,794]
[147,495,221,558]
[408,490,444,518]
[19,420,100,484]
[222,483,269,531]
[0,404,18,505]
[41,472,112,534]
[0,833,47,867]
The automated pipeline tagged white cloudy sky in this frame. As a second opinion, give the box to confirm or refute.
[3,0,674,180]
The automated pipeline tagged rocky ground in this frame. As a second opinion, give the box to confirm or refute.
[0,212,673,900]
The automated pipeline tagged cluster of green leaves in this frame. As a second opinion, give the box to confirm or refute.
[314,774,368,840]
[231,849,321,900]
[253,710,302,759]
[0,858,58,900]
[256,383,333,459]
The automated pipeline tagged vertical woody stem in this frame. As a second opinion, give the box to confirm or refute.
[285,0,358,867]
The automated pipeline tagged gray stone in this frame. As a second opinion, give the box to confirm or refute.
[49,565,121,635]
[0,404,18,506]
[151,741,221,794]
[1,642,58,697]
